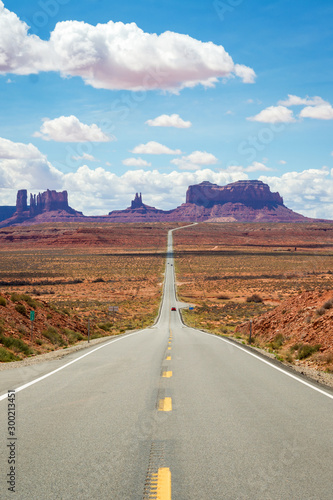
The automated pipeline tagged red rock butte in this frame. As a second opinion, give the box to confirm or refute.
[0,181,330,226]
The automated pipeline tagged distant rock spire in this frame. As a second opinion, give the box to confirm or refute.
[131,192,144,209]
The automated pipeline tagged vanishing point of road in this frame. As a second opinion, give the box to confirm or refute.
[0,227,332,499]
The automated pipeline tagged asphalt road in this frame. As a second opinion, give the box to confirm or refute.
[0,227,333,499]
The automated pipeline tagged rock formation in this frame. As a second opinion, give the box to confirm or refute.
[0,180,329,227]
[29,189,74,216]
[0,189,82,227]
[186,180,283,208]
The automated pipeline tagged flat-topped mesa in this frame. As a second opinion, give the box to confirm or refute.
[186,180,284,208]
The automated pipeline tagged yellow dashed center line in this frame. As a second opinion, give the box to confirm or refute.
[167,347,171,350]
[158,397,172,412]
[149,468,172,500]
[166,356,171,361]
[162,371,173,378]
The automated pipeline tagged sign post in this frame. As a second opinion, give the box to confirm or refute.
[30,310,35,342]
[249,320,252,345]
[88,319,90,343]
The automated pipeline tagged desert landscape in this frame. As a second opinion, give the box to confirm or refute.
[0,220,332,381]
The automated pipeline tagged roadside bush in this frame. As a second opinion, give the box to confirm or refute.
[15,303,27,316]
[268,333,285,350]
[297,344,321,360]
[0,346,19,362]
[63,328,84,344]
[0,334,32,355]
[42,326,66,346]
[0,296,6,307]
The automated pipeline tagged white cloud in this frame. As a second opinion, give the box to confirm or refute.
[131,141,182,155]
[279,160,287,165]
[145,114,192,128]
[171,151,218,170]
[0,3,255,92]
[0,137,62,190]
[299,104,333,120]
[0,137,45,160]
[33,115,113,142]
[2,139,333,219]
[72,153,98,162]
[247,105,296,123]
[226,161,272,173]
[278,94,328,107]
[260,168,333,218]
[122,157,152,167]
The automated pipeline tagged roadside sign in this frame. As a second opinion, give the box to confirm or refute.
[189,307,194,310]
[109,306,119,312]
[30,311,35,321]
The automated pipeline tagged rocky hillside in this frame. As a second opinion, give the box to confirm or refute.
[0,292,106,362]
[237,290,333,372]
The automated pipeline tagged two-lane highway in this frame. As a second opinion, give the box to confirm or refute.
[1,228,333,499]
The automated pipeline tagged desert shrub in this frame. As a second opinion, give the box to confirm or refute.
[63,328,84,344]
[246,293,263,303]
[35,339,43,346]
[217,294,230,300]
[0,296,6,307]
[268,333,285,350]
[42,326,66,346]
[15,303,27,316]
[0,347,19,362]
[297,344,321,360]
[97,322,113,332]
[10,293,37,309]
[92,278,105,283]
[322,299,333,310]
[0,334,32,355]
[10,293,21,302]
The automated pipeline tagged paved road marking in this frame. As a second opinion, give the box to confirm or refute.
[166,356,171,361]
[167,347,171,351]
[199,331,333,401]
[0,331,143,403]
[162,371,173,378]
[148,468,171,500]
[158,397,172,411]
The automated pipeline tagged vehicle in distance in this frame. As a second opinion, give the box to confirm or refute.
[171,307,176,311]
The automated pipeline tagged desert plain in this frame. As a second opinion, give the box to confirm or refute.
[0,221,333,379]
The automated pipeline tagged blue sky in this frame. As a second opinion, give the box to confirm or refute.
[0,0,332,216]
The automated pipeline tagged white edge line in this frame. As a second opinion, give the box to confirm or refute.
[199,330,333,400]
[0,330,142,402]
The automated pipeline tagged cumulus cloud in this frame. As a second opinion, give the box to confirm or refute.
[122,157,152,167]
[2,139,333,219]
[171,151,218,170]
[33,116,113,142]
[72,153,98,162]
[234,64,256,84]
[226,161,272,173]
[0,2,255,92]
[0,137,62,190]
[247,105,296,123]
[131,141,182,155]
[260,169,333,218]
[145,114,192,128]
[299,104,333,120]
[278,94,328,107]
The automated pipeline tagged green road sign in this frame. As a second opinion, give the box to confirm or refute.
[30,311,35,321]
